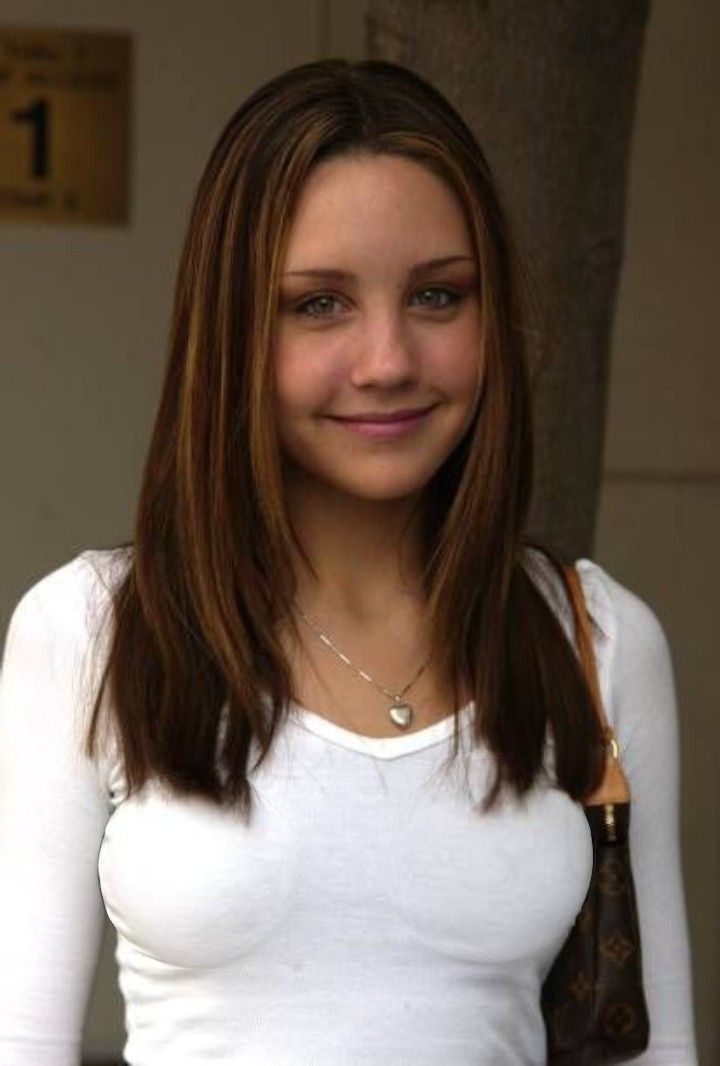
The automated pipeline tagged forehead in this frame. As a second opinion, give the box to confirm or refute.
[283,154,472,261]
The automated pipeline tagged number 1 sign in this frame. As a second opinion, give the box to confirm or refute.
[0,25,132,226]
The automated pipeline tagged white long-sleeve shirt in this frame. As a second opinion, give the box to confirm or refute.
[0,547,698,1065]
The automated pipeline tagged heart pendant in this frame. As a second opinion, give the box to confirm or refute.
[389,701,412,729]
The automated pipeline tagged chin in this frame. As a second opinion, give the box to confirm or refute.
[282,423,467,498]
[319,459,449,502]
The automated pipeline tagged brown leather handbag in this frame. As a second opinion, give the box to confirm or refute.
[540,564,650,1063]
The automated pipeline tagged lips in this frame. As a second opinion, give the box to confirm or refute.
[332,405,435,424]
[328,405,435,439]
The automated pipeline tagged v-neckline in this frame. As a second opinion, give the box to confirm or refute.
[287,699,475,760]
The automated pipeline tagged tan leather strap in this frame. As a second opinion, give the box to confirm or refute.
[563,564,631,805]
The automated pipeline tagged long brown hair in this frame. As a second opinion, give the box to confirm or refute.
[84,58,606,822]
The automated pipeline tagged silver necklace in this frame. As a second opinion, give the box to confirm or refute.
[295,607,431,730]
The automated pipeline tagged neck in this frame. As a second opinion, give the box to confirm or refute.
[285,474,427,624]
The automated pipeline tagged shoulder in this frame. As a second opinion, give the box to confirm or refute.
[522,547,673,738]
[522,546,667,648]
[2,546,133,706]
[1,547,133,788]
[16,544,131,617]
[574,557,672,675]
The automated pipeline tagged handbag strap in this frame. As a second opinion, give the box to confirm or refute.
[562,563,631,805]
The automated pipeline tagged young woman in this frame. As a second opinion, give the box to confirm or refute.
[0,58,698,1064]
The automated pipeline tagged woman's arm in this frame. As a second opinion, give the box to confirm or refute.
[589,563,699,1065]
[0,561,112,1066]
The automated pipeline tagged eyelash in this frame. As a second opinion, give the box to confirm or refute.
[292,286,468,320]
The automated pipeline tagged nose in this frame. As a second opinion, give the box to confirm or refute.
[348,314,419,389]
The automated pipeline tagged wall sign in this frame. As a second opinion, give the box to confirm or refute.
[0,25,132,226]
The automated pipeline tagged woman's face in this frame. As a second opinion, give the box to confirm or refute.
[273,152,484,504]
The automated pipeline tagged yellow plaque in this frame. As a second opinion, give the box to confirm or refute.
[0,25,132,226]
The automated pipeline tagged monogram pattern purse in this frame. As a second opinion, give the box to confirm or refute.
[540,564,651,1063]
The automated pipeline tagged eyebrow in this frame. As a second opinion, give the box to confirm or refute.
[282,255,476,282]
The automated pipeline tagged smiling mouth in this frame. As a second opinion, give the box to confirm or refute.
[327,406,436,438]
[331,405,436,424]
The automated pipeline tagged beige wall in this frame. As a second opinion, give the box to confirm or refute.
[0,1,715,1062]
[594,1,718,1062]
[0,1,363,1059]
[0,0,359,627]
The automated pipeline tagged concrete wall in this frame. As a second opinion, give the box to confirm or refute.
[0,1,714,1062]
[594,1,719,1061]
[0,2,363,1059]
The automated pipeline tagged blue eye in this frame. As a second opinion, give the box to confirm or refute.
[293,287,465,319]
[414,287,464,309]
[295,294,343,318]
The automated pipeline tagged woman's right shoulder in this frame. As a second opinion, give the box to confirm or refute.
[3,545,133,658]
[1,547,135,782]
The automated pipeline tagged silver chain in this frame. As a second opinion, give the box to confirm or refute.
[295,607,431,730]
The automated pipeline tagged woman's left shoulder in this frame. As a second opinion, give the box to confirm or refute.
[523,549,675,738]
[523,546,669,649]
[574,556,672,663]
[572,558,681,762]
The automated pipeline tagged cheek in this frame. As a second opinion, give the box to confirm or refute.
[425,345,482,398]
[273,339,345,414]
[423,313,484,394]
